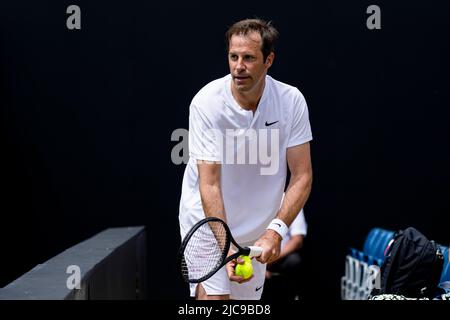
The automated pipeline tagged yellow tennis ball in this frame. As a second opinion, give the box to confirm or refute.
[235,255,253,279]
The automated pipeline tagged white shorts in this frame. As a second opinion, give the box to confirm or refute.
[189,258,267,300]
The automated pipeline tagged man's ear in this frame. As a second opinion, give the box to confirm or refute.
[265,52,275,68]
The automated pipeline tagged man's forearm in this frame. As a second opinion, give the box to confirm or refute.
[276,171,312,227]
[197,162,227,222]
[199,183,227,222]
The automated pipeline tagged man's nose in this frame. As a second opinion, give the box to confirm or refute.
[236,58,246,72]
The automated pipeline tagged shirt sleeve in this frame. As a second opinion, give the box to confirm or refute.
[287,90,313,148]
[289,209,308,237]
[188,103,222,162]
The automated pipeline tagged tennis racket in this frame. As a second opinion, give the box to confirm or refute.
[178,217,263,283]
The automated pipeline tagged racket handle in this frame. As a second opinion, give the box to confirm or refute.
[247,246,263,258]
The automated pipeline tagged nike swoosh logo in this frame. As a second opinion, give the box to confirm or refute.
[255,285,264,292]
[274,223,281,227]
[265,120,279,126]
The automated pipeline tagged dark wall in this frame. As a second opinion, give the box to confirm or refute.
[1,0,449,299]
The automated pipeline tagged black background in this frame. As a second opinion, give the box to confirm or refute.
[1,0,449,299]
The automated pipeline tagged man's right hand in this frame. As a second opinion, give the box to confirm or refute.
[254,229,282,264]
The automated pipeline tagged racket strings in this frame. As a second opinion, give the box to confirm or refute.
[181,220,229,282]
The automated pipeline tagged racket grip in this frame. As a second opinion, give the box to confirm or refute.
[247,246,263,258]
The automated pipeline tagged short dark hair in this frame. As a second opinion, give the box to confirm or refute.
[225,18,279,61]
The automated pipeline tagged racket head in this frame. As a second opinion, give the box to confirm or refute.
[178,217,231,283]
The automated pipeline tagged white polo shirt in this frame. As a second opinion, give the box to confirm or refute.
[179,74,312,244]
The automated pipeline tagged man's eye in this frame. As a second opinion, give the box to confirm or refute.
[230,55,238,60]
[244,56,255,61]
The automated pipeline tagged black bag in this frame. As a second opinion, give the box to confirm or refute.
[375,227,444,298]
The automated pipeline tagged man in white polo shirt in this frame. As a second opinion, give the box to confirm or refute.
[178,18,313,300]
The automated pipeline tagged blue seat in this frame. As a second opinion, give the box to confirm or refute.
[439,245,450,283]
[363,229,381,257]
[373,230,395,260]
[363,228,394,261]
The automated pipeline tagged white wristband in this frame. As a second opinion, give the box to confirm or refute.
[267,218,289,239]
